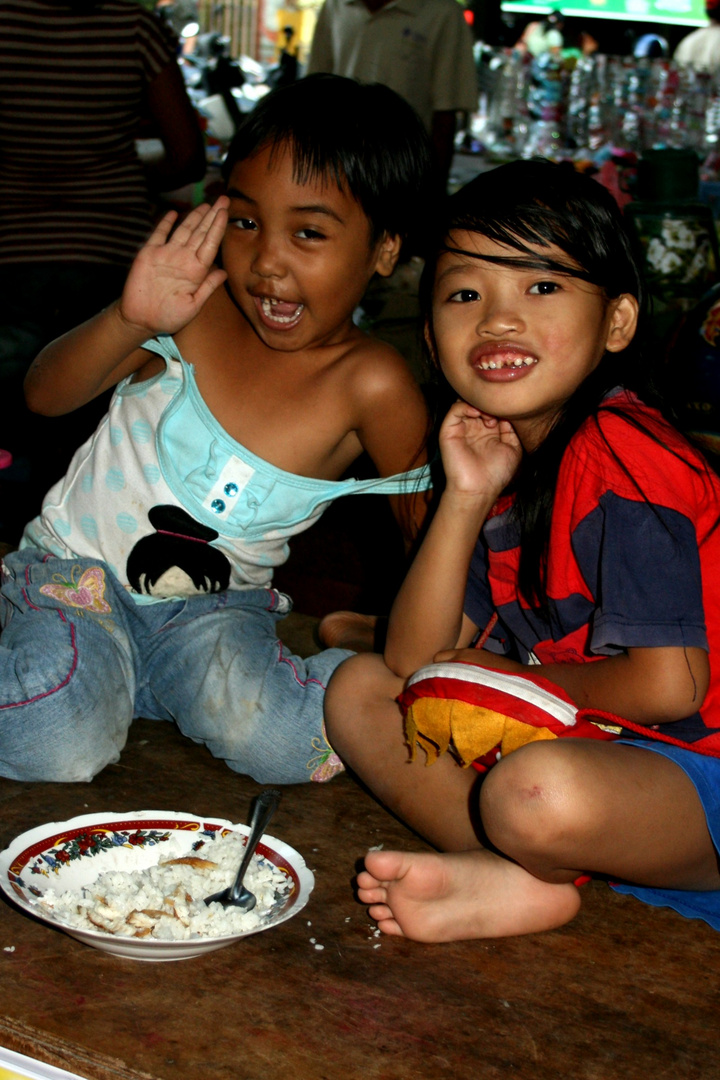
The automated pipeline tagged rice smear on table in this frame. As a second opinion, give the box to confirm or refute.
[36,832,291,940]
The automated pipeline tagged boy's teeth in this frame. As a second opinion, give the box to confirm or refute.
[261,297,304,323]
[479,356,538,370]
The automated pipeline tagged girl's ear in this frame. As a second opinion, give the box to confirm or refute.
[605,294,639,353]
[374,232,402,278]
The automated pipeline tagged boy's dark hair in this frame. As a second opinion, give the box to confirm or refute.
[222,74,434,247]
[422,159,711,613]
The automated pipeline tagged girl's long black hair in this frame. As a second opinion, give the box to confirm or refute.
[422,158,711,612]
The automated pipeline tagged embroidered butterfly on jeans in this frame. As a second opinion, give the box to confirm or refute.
[307,723,345,782]
[40,566,112,615]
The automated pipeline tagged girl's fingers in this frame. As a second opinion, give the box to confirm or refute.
[497,419,519,440]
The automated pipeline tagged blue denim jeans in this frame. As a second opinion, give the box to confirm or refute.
[0,550,351,784]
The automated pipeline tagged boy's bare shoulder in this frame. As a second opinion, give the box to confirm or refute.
[337,330,430,475]
[341,330,424,403]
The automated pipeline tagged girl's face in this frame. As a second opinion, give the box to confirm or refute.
[431,231,638,449]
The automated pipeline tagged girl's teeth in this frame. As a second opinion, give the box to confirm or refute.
[261,297,304,324]
[479,356,538,370]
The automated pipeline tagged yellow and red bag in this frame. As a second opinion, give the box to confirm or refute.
[397,661,622,773]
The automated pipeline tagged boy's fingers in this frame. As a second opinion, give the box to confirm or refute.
[195,206,229,265]
[191,267,228,308]
[168,201,229,263]
[166,198,222,240]
[167,202,213,244]
[145,210,178,246]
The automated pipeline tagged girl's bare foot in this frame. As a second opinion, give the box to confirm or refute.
[357,849,582,942]
[318,611,381,652]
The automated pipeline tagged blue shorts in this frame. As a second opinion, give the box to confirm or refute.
[611,739,720,930]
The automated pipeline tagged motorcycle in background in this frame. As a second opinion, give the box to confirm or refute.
[179,23,300,148]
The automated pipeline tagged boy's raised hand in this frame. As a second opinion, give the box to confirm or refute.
[440,400,522,501]
[118,198,230,336]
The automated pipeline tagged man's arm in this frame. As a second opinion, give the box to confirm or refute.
[144,61,208,192]
[430,109,459,193]
[429,1,478,188]
[306,0,336,74]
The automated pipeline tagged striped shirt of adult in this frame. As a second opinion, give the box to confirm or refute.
[0,0,179,266]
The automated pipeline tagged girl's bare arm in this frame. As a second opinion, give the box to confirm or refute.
[383,488,490,676]
[383,403,523,677]
[25,200,229,416]
[438,644,710,726]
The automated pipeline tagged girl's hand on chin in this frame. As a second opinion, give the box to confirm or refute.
[440,400,522,499]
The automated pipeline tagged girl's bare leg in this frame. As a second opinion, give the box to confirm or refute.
[324,652,481,850]
[325,655,582,937]
[356,739,720,942]
[326,659,720,941]
[481,738,720,890]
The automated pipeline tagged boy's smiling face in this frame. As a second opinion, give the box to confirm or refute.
[222,143,400,352]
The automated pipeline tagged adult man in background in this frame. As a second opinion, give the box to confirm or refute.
[0,0,206,542]
[675,0,720,72]
[306,0,478,191]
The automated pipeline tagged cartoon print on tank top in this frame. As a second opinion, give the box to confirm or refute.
[126,505,232,597]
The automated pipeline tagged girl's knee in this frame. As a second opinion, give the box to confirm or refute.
[480,741,587,857]
[326,651,388,697]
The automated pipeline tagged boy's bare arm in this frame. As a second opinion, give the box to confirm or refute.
[25,200,229,416]
[354,345,430,476]
[351,342,432,546]
[26,302,159,415]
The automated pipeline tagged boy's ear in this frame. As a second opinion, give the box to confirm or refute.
[605,294,639,353]
[373,232,402,278]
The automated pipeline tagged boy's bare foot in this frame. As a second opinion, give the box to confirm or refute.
[357,849,582,942]
[318,611,381,653]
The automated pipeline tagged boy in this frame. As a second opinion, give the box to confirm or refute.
[2,76,432,785]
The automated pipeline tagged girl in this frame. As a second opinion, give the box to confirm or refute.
[324,158,720,941]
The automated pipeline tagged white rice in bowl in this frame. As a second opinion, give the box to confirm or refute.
[36,831,291,941]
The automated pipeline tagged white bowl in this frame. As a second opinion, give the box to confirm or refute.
[0,810,314,962]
